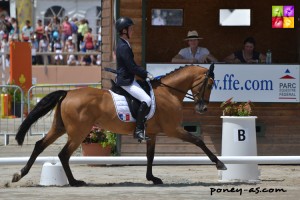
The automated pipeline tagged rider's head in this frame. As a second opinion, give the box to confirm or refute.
[116,17,134,39]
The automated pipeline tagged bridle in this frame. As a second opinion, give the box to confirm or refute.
[156,69,213,103]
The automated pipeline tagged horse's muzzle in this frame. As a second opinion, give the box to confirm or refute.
[195,102,208,114]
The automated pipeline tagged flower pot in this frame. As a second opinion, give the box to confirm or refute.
[219,116,259,182]
[81,143,112,156]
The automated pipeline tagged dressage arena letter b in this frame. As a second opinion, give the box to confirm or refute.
[234,128,248,143]
[238,129,246,141]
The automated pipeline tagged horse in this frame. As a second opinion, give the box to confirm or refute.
[12,64,227,186]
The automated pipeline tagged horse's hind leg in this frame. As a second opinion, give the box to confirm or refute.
[175,127,227,170]
[58,140,85,187]
[12,128,65,183]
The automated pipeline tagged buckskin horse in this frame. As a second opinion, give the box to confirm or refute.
[12,64,226,186]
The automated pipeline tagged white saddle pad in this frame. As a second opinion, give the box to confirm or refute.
[109,83,156,122]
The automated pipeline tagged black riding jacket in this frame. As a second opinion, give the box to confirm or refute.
[116,38,148,86]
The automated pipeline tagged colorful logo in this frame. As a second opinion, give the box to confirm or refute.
[278,69,297,100]
[272,5,294,28]
[280,69,295,79]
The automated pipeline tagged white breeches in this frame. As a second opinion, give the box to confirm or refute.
[121,80,151,107]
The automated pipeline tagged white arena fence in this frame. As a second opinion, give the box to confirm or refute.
[0,156,300,165]
[0,83,101,145]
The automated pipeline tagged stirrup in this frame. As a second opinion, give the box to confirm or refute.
[134,129,150,143]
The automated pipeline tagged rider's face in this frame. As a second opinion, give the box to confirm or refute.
[128,26,134,38]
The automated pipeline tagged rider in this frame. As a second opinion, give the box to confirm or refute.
[115,17,154,141]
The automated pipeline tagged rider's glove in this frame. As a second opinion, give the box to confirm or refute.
[147,73,154,81]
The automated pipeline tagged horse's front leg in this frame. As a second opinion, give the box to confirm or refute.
[146,135,163,184]
[176,127,227,170]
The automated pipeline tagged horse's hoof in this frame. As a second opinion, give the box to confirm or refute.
[216,161,227,170]
[148,176,163,185]
[12,172,22,183]
[153,178,163,185]
[69,180,87,187]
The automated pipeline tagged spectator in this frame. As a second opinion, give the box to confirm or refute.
[95,54,101,66]
[81,54,92,66]
[53,39,63,65]
[44,21,51,42]
[83,27,95,64]
[0,14,11,34]
[96,26,102,51]
[70,17,78,51]
[77,18,89,51]
[1,33,9,68]
[35,19,44,43]
[65,36,78,66]
[171,30,218,64]
[31,35,39,64]
[47,16,61,51]
[39,35,49,65]
[9,17,18,41]
[21,20,34,42]
[61,16,72,46]
[223,37,266,64]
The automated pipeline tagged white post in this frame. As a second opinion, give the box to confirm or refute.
[219,116,260,182]
[39,162,68,186]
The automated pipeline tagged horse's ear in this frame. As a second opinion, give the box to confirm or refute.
[208,63,215,79]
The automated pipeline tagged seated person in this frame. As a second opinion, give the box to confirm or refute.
[81,54,92,66]
[54,39,63,65]
[171,30,218,64]
[223,37,266,64]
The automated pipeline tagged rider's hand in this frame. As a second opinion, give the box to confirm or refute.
[147,73,154,81]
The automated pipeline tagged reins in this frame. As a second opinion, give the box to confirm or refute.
[154,72,209,101]
[156,80,200,101]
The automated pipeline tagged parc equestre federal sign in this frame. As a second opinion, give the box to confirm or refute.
[147,64,299,103]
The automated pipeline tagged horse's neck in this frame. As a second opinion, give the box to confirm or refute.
[162,68,197,101]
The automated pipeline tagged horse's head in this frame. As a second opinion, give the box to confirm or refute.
[191,64,215,114]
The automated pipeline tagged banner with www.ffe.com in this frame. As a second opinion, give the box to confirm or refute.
[146,64,299,103]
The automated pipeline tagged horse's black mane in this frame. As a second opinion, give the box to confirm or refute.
[159,65,198,79]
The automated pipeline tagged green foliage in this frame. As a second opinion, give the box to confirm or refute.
[220,97,254,116]
[83,126,117,148]
[2,87,22,103]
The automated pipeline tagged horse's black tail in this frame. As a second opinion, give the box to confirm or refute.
[15,90,68,146]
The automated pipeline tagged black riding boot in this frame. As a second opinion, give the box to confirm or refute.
[134,102,150,142]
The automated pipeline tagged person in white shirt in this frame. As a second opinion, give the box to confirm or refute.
[65,36,78,65]
[21,20,33,42]
[53,39,63,64]
[171,30,218,64]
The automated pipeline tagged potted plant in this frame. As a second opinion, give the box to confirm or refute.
[220,97,254,116]
[219,97,259,182]
[3,85,23,118]
[81,126,117,156]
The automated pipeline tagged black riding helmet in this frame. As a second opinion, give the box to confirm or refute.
[115,17,134,34]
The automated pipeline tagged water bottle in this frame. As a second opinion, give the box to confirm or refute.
[266,50,272,64]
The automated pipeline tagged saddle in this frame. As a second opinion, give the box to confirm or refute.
[110,80,151,119]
